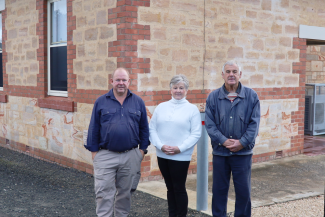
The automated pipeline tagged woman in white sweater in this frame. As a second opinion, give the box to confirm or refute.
[149,74,202,217]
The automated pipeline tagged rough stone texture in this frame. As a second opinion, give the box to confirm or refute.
[73,0,117,90]
[6,0,39,86]
[306,45,325,83]
[135,0,323,91]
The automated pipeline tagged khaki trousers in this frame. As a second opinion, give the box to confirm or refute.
[93,148,142,217]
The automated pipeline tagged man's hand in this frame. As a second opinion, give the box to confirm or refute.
[226,140,244,152]
[161,145,180,155]
[223,139,235,147]
[139,149,145,160]
[92,151,98,160]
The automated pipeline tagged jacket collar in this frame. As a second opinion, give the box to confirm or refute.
[218,82,245,99]
[105,89,132,99]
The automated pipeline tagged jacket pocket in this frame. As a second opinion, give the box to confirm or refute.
[238,115,249,138]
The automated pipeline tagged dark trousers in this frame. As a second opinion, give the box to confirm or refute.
[212,154,252,217]
[158,157,190,217]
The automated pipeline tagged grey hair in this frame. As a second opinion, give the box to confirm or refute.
[169,74,189,90]
[222,61,242,74]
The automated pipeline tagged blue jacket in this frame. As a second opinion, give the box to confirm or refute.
[205,83,260,156]
[85,89,150,152]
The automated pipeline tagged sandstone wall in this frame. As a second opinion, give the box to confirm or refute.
[5,0,39,86]
[306,45,325,84]
[137,0,325,91]
[73,0,117,90]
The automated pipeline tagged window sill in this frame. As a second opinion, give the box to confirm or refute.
[38,96,74,112]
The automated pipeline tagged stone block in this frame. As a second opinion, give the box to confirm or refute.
[74,31,83,43]
[279,37,291,47]
[182,34,204,47]
[78,75,85,88]
[140,76,159,87]
[160,48,170,56]
[258,12,273,20]
[176,65,196,78]
[172,50,188,62]
[18,27,28,37]
[105,59,116,72]
[93,75,107,89]
[281,0,289,7]
[96,10,107,25]
[231,23,239,31]
[152,0,170,8]
[26,51,36,60]
[258,62,269,72]
[246,10,257,18]
[30,63,38,72]
[75,61,83,72]
[38,137,48,150]
[8,29,17,39]
[311,61,323,71]
[27,75,37,86]
[77,44,85,57]
[241,20,253,31]
[265,38,277,47]
[153,27,167,40]
[218,36,235,44]
[32,37,38,48]
[250,74,264,87]
[171,2,197,11]
[227,46,243,58]
[85,28,98,41]
[271,23,282,34]
[261,0,271,10]
[252,39,264,51]
[153,60,163,71]
[77,16,87,27]
[100,26,114,40]
[163,13,186,25]
[275,53,285,60]
[139,10,162,23]
[73,1,82,13]
[190,19,203,26]
[97,42,107,56]
[285,25,298,34]
[85,66,95,73]
[278,63,291,73]
[246,52,259,59]
[139,42,157,57]
[288,50,299,60]
[255,22,269,32]
[238,0,260,5]
[214,22,228,34]
[284,75,299,87]
[103,0,116,8]
[219,6,232,15]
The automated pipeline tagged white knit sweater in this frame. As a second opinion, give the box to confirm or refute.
[149,97,202,161]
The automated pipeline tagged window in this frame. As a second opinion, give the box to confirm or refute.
[47,0,67,97]
[0,13,3,91]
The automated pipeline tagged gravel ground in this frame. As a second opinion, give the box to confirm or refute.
[227,195,324,217]
[0,146,209,217]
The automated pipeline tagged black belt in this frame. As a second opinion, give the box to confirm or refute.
[99,147,136,153]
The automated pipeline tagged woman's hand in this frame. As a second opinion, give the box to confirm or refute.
[161,145,180,155]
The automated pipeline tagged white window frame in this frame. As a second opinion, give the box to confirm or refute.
[47,0,67,97]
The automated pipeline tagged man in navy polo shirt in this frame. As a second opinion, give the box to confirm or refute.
[85,68,150,217]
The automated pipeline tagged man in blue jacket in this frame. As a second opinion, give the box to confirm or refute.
[205,61,260,217]
[85,68,150,217]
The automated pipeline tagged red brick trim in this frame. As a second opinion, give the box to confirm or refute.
[0,94,7,103]
[38,97,74,112]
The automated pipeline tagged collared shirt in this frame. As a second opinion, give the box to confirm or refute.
[85,89,150,152]
[205,82,260,156]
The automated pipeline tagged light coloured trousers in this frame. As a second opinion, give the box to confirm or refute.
[93,148,142,217]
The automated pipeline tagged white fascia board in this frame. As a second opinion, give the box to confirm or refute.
[299,25,325,40]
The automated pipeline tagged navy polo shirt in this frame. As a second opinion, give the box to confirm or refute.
[85,89,150,152]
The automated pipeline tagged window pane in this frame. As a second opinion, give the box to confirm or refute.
[51,0,67,45]
[50,46,67,91]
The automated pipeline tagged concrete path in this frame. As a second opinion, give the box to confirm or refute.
[138,154,325,216]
